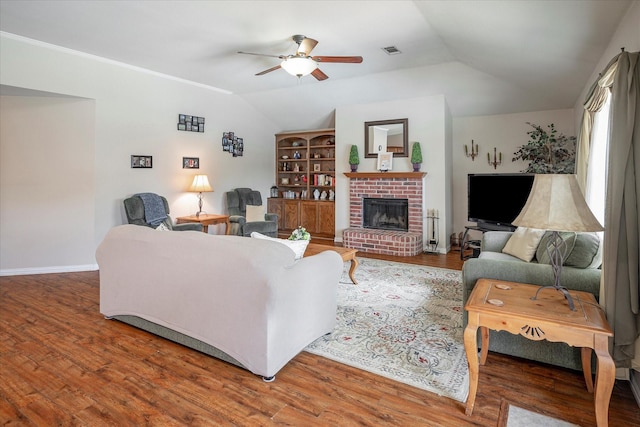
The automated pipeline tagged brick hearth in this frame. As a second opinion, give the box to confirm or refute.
[343,172,425,256]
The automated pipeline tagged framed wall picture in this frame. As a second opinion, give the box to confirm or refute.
[178,114,205,132]
[313,163,321,172]
[183,157,199,169]
[377,152,393,171]
[222,131,244,157]
[131,155,152,168]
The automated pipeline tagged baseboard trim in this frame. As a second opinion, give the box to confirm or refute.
[0,264,98,276]
[630,369,640,407]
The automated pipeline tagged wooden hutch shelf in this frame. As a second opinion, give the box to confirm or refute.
[268,128,336,242]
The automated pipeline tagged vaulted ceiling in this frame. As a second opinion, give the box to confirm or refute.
[0,1,632,130]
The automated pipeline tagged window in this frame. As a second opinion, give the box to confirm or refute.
[586,92,611,230]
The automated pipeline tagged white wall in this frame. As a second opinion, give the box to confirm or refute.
[0,96,96,273]
[451,109,575,242]
[0,34,278,274]
[574,1,640,124]
[335,95,451,252]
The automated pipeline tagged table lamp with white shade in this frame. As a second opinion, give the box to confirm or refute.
[511,174,604,310]
[188,174,213,217]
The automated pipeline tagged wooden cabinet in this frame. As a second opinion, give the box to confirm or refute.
[274,128,336,198]
[267,199,335,242]
[269,128,336,242]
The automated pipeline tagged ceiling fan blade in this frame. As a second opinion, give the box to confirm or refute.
[256,64,282,76]
[313,56,363,64]
[238,51,284,59]
[297,37,318,56]
[311,68,329,81]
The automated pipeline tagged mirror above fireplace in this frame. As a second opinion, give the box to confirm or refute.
[364,118,408,158]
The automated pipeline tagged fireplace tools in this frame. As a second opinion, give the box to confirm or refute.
[425,209,439,253]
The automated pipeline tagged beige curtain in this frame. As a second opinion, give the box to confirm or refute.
[603,51,640,367]
[576,58,618,191]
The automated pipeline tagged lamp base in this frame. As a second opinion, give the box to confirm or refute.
[531,285,576,311]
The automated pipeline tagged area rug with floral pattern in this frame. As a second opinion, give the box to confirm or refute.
[304,257,469,403]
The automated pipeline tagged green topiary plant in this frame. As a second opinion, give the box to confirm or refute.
[349,145,359,171]
[512,122,576,173]
[411,142,422,171]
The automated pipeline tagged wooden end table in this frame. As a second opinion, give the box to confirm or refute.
[176,214,231,235]
[464,279,614,427]
[304,243,359,284]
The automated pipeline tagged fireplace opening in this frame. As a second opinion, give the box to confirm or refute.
[363,198,409,231]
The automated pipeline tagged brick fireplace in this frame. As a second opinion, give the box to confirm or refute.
[343,172,425,256]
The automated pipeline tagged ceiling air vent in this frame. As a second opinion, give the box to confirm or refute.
[381,46,402,55]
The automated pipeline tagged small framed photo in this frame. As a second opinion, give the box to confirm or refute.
[131,155,152,168]
[377,152,393,171]
[177,123,186,131]
[183,157,199,169]
[178,114,186,123]
[313,164,321,172]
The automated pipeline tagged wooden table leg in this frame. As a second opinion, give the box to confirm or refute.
[479,326,490,365]
[348,257,359,284]
[581,347,594,392]
[202,225,209,233]
[593,336,615,427]
[225,219,231,235]
[464,322,480,416]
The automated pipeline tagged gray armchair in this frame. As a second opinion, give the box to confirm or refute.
[123,194,202,232]
[225,188,278,237]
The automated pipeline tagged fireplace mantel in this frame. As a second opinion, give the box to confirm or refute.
[344,172,427,179]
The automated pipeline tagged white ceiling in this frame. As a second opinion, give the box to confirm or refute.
[0,1,632,130]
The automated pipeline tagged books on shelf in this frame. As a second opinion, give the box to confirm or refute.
[312,174,334,186]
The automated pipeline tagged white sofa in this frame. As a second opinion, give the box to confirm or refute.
[96,224,343,380]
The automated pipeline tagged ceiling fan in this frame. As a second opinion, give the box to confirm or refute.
[238,35,363,81]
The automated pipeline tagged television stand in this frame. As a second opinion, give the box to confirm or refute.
[460,223,514,260]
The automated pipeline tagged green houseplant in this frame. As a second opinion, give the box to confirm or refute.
[410,142,422,172]
[349,145,360,172]
[512,122,576,173]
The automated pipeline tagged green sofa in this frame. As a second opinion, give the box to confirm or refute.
[462,230,603,371]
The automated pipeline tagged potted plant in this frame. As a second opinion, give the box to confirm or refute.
[512,122,576,173]
[349,145,360,172]
[411,141,422,172]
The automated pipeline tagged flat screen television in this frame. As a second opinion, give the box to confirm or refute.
[467,173,535,230]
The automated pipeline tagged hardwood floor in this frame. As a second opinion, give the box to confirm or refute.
[1,250,638,426]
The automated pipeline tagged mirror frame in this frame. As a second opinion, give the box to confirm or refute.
[364,118,408,158]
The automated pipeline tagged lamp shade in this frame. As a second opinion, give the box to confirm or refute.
[281,57,317,77]
[188,174,213,193]
[512,174,603,232]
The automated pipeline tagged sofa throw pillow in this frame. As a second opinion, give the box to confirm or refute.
[535,231,577,265]
[502,227,546,262]
[155,222,171,231]
[565,232,602,269]
[250,232,309,260]
[245,204,265,222]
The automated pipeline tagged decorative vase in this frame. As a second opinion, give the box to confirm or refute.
[350,164,358,172]
[413,163,421,172]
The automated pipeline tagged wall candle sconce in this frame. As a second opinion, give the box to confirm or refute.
[464,140,479,160]
[488,147,502,169]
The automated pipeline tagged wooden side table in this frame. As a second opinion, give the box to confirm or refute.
[175,214,231,235]
[464,279,614,427]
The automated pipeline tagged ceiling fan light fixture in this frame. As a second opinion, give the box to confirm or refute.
[281,56,317,77]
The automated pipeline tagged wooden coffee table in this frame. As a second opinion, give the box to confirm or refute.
[464,278,614,427]
[304,243,359,284]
